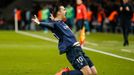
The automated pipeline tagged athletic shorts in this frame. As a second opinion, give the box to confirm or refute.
[66,46,94,70]
[76,19,84,31]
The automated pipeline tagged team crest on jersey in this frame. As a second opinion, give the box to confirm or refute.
[63,25,69,29]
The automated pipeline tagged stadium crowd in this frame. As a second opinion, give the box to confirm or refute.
[1,0,134,34]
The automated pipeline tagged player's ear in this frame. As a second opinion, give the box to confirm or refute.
[57,11,61,15]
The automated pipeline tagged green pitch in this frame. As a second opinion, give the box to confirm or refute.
[0,31,134,75]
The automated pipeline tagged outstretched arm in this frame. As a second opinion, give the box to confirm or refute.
[32,15,54,29]
[32,15,40,24]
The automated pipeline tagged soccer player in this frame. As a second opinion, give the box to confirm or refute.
[32,5,97,75]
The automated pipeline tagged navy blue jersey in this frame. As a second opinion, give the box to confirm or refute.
[40,20,77,54]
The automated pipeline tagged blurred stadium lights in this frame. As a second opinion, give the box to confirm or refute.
[34,0,58,1]
[0,0,15,8]
[0,0,59,21]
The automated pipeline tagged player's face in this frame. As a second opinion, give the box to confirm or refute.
[59,6,66,18]
[77,0,82,5]
[123,0,128,3]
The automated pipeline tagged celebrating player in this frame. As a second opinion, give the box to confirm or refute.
[32,5,97,75]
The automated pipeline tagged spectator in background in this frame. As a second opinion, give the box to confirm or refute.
[38,5,50,33]
[130,12,134,34]
[65,4,75,31]
[119,0,133,46]
[86,7,93,34]
[15,8,22,30]
[0,16,5,26]
[21,10,26,30]
[97,5,106,32]
[76,0,89,33]
[38,9,42,21]
[42,5,50,33]
[25,9,32,30]
[108,10,118,33]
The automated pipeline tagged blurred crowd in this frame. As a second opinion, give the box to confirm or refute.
[1,0,134,34]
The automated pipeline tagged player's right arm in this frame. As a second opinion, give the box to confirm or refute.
[32,15,54,29]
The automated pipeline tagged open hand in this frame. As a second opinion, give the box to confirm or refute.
[126,6,130,11]
[32,15,40,24]
[50,13,55,20]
